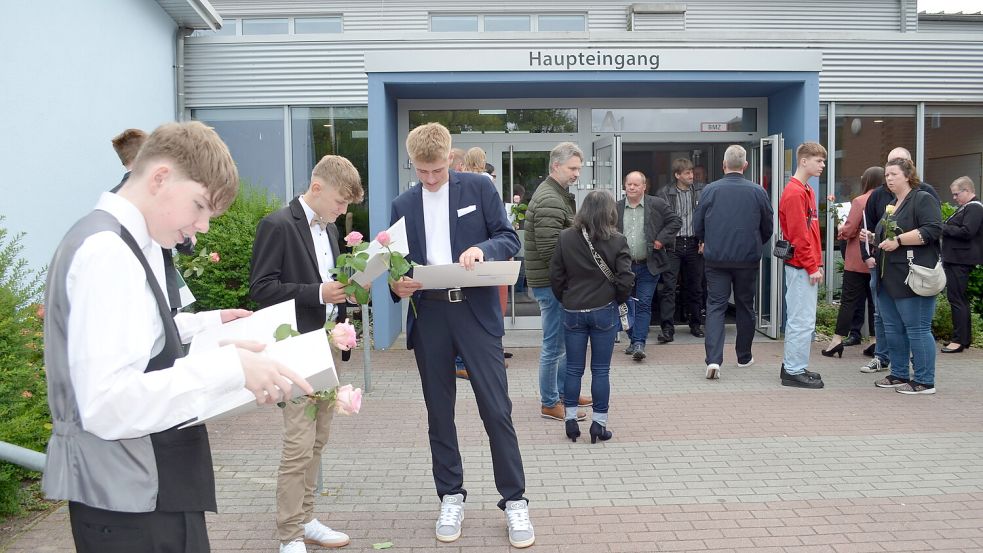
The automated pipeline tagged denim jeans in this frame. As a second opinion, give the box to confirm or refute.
[563,302,619,415]
[783,266,818,375]
[877,287,937,386]
[869,271,890,365]
[532,286,566,407]
[629,262,659,346]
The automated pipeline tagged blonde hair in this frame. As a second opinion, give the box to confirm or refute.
[464,147,487,173]
[111,128,148,168]
[311,155,364,203]
[132,121,239,214]
[406,123,452,164]
[796,142,827,161]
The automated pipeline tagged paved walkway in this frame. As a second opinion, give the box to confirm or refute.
[9,331,983,552]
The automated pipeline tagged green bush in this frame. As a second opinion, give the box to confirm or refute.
[932,292,983,347]
[176,183,281,311]
[0,218,48,516]
[815,300,839,338]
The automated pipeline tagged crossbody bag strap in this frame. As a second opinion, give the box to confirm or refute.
[581,228,616,283]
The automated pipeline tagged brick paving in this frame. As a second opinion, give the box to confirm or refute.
[8,333,983,552]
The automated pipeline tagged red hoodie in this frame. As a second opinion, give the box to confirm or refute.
[779,177,823,274]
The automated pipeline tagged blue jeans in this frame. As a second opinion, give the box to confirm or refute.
[532,286,565,407]
[563,302,618,415]
[783,266,818,375]
[869,271,890,365]
[877,287,937,386]
[628,262,659,346]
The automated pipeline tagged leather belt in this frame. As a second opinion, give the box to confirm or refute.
[419,288,465,303]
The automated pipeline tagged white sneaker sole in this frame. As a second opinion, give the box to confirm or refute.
[706,364,720,379]
[305,537,351,548]
[860,364,888,373]
[509,535,535,548]
[737,358,754,368]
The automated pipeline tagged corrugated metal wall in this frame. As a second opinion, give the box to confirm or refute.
[184,0,983,107]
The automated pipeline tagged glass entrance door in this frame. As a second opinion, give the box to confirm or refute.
[754,134,785,339]
[590,135,622,205]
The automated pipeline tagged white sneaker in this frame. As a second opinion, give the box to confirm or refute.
[303,518,350,548]
[706,363,720,379]
[737,357,755,368]
[279,539,307,553]
[504,499,535,548]
[435,493,464,542]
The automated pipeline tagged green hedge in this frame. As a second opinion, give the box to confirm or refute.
[176,183,282,311]
[0,219,48,516]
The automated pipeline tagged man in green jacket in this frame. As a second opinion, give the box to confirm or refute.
[524,142,589,421]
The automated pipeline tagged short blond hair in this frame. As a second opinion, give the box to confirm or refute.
[111,128,148,168]
[311,154,364,203]
[796,142,827,161]
[406,123,451,164]
[464,147,487,173]
[132,121,239,214]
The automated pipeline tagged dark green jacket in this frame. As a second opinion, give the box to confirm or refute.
[524,176,575,287]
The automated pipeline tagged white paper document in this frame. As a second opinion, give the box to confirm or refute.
[189,299,297,355]
[834,201,851,223]
[411,260,521,289]
[351,217,410,287]
[181,329,339,428]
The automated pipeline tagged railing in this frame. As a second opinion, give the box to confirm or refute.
[0,441,45,472]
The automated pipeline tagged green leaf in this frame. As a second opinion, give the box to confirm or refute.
[351,257,368,272]
[274,324,300,342]
[183,268,193,278]
[336,272,350,285]
[372,542,394,550]
[354,287,370,305]
[304,403,318,420]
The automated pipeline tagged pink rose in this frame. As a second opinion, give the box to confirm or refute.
[375,231,391,247]
[344,231,364,247]
[334,384,362,415]
[827,194,836,202]
[209,252,220,263]
[329,319,358,351]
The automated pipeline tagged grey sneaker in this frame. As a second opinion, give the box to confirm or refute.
[860,358,889,373]
[504,499,535,548]
[435,493,464,542]
[632,344,646,361]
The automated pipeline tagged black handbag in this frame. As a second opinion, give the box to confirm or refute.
[772,239,795,260]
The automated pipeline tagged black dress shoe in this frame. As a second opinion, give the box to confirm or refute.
[565,419,581,442]
[941,344,966,353]
[780,365,824,389]
[841,335,861,347]
[690,326,705,338]
[588,421,613,444]
[821,343,844,358]
[862,343,876,357]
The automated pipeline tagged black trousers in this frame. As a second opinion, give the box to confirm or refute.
[944,263,974,345]
[659,237,704,327]
[411,297,526,510]
[704,266,758,366]
[835,270,875,338]
[69,502,208,553]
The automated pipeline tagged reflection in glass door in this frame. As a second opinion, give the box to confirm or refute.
[590,135,622,205]
[500,146,553,329]
[755,134,784,339]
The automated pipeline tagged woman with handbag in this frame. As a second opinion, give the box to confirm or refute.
[872,158,943,394]
[550,190,634,443]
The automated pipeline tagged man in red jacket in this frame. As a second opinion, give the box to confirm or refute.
[778,142,827,389]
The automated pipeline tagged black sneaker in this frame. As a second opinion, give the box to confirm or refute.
[690,326,705,338]
[780,365,824,389]
[632,345,646,361]
[874,374,909,388]
[624,343,636,355]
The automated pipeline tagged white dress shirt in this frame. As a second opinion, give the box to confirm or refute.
[422,182,453,265]
[298,196,337,320]
[66,193,244,440]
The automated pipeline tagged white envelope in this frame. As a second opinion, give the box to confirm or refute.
[411,260,521,289]
[351,217,411,287]
[180,329,339,428]
[457,205,477,217]
[189,299,297,354]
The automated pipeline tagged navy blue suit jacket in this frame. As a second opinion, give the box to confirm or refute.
[390,170,520,349]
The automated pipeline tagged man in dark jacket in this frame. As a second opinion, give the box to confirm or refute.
[524,142,588,421]
[693,145,774,380]
[617,171,681,361]
[656,158,706,342]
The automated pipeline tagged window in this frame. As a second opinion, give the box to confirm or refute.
[191,108,286,200]
[430,13,586,32]
[538,15,586,31]
[409,108,578,134]
[189,21,237,37]
[294,16,342,34]
[241,18,289,35]
[484,15,530,32]
[924,105,983,197]
[431,15,478,32]
[833,105,915,200]
[591,108,757,133]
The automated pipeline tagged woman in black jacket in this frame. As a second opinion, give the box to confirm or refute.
[872,158,943,394]
[550,191,634,443]
[941,176,983,353]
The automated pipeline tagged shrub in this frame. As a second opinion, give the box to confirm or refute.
[0,218,48,516]
[176,183,281,311]
[815,300,839,338]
